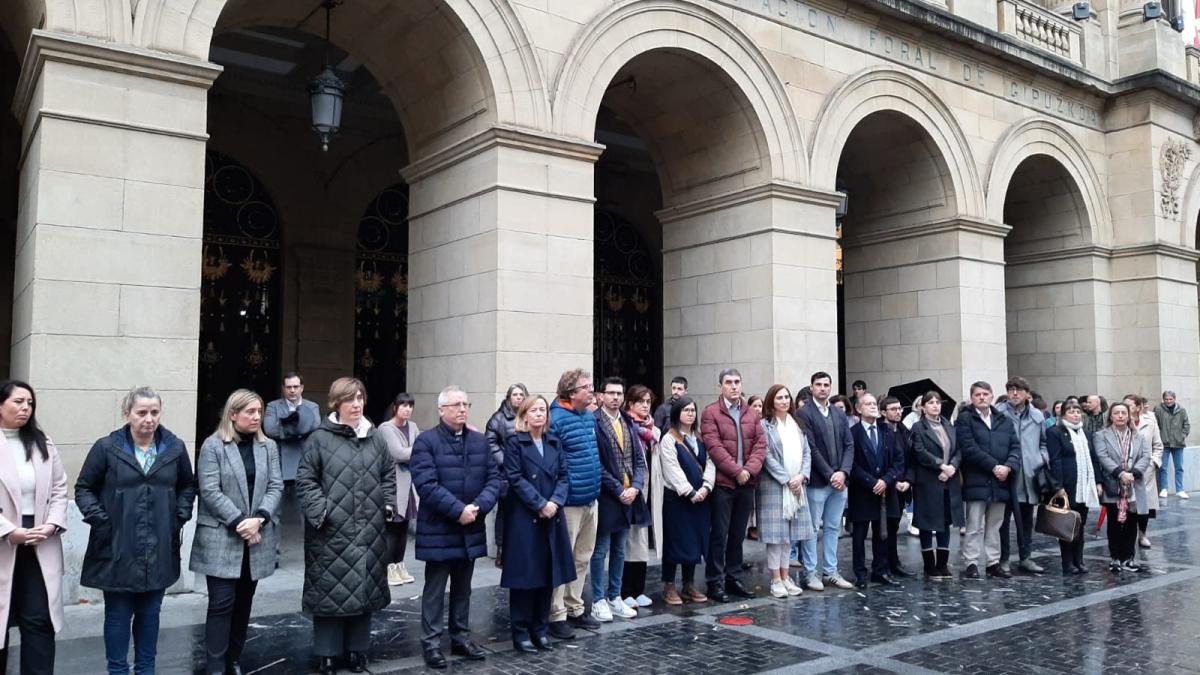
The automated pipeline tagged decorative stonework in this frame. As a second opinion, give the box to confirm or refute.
[1160,138,1191,219]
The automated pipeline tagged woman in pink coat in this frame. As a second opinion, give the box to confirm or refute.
[0,379,69,675]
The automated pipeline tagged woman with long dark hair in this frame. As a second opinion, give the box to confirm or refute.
[757,384,813,598]
[655,397,714,604]
[0,380,68,675]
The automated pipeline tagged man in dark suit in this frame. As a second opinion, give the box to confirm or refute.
[847,394,906,587]
[880,395,913,576]
[795,371,855,590]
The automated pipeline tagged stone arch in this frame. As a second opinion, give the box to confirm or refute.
[1,0,131,57]
[811,66,985,219]
[986,117,1111,246]
[552,0,807,187]
[132,0,548,135]
[1178,156,1200,250]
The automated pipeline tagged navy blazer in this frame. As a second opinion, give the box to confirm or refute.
[847,421,905,521]
[594,409,650,535]
[796,402,855,489]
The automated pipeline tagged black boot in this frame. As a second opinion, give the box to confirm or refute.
[347,651,367,673]
[318,657,337,675]
[921,550,935,577]
[1073,540,1088,573]
[935,549,952,578]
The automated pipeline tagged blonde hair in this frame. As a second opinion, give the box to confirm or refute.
[329,377,367,411]
[215,389,267,443]
[515,395,550,432]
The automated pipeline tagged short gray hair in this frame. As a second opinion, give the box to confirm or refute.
[437,386,467,407]
[1163,390,1177,399]
[718,368,742,384]
[121,386,162,415]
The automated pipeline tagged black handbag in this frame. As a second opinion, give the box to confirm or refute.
[1035,494,1082,543]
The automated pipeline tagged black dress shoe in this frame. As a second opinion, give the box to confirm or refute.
[451,640,487,661]
[707,584,729,602]
[512,639,538,654]
[855,578,869,589]
[224,664,244,675]
[1074,563,1088,574]
[726,579,756,598]
[870,574,896,586]
[534,635,554,651]
[319,656,338,675]
[890,566,913,578]
[347,651,367,673]
[569,613,601,630]
[549,620,576,639]
[986,564,1012,579]
[423,648,447,669]
[963,564,980,579]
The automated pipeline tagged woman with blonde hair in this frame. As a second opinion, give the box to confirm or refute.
[296,378,395,675]
[190,389,284,675]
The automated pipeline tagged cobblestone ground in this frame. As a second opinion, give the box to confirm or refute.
[36,498,1200,674]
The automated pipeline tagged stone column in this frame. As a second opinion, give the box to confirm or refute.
[401,127,602,425]
[657,182,843,395]
[841,219,1010,401]
[9,30,219,600]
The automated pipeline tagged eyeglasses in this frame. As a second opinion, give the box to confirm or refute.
[572,384,594,392]
[441,402,471,409]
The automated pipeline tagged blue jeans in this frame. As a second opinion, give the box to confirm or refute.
[1160,447,1186,493]
[800,485,848,577]
[103,589,166,675]
[590,529,629,603]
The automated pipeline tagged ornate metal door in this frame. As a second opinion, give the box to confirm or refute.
[594,210,660,386]
[197,152,282,440]
[355,183,409,424]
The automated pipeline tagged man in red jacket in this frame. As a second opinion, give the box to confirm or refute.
[700,368,767,601]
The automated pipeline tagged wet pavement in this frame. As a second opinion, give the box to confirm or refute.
[28,495,1200,673]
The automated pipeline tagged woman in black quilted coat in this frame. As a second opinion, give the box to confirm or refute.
[296,378,396,675]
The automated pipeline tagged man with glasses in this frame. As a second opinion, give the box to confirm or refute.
[411,386,504,668]
[701,368,766,601]
[547,369,603,639]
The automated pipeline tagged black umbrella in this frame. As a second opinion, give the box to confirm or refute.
[886,379,957,418]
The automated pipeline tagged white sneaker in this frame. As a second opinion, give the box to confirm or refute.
[635,594,653,607]
[823,573,855,590]
[770,580,789,598]
[592,600,613,622]
[622,596,637,608]
[1178,491,1191,499]
[608,597,637,619]
[805,575,824,591]
[397,562,415,584]
[1160,489,1169,498]
[782,577,803,596]
[387,563,402,586]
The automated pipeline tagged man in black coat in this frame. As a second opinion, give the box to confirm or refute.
[956,381,1022,580]
[847,394,906,587]
[411,386,504,669]
[880,396,913,576]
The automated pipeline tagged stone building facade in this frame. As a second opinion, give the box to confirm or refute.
[3,0,1200,496]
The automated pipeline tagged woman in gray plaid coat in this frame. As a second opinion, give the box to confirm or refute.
[757,384,814,599]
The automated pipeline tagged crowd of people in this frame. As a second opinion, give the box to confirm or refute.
[0,370,1192,674]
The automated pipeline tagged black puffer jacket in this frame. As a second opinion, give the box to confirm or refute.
[74,426,196,593]
[295,418,396,617]
[485,403,516,497]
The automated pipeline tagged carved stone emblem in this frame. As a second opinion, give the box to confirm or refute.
[1161,138,1191,219]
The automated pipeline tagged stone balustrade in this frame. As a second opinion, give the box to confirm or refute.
[997,0,1084,64]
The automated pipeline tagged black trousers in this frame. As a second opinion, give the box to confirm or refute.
[662,562,695,584]
[312,613,372,657]
[0,516,54,675]
[508,587,551,642]
[706,484,755,586]
[886,517,903,572]
[1106,504,1139,562]
[421,559,475,651]
[620,562,647,598]
[386,521,409,563]
[203,546,258,674]
[851,519,888,581]
[999,501,1035,562]
[1057,504,1089,571]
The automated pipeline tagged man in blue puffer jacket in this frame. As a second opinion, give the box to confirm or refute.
[547,368,602,640]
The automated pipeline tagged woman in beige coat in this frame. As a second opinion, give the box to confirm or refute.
[1123,394,1163,550]
[0,379,68,675]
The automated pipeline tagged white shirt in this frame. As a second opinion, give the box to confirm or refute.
[4,428,36,516]
[978,409,992,429]
[814,401,831,418]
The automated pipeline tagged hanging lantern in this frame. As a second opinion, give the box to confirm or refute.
[308,0,346,152]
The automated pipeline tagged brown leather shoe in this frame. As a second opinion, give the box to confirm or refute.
[662,582,683,605]
[682,583,708,603]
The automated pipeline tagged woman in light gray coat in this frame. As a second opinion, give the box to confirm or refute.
[756,384,813,599]
[378,392,420,586]
[190,389,283,675]
[1094,402,1151,574]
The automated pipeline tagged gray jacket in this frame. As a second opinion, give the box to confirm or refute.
[996,401,1047,504]
[190,435,284,580]
[1153,403,1190,448]
[1094,427,1152,514]
[264,398,320,481]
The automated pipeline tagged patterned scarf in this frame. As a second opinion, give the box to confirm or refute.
[1115,427,1133,523]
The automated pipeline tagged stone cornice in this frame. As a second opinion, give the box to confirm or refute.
[1004,244,1112,265]
[13,29,223,122]
[654,181,844,225]
[1006,242,1200,265]
[401,125,605,184]
[841,217,1010,248]
[1110,241,1200,262]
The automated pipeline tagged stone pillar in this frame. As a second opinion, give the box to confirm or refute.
[1004,248,1110,402]
[401,127,602,426]
[9,30,219,600]
[657,182,842,395]
[841,219,1009,401]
